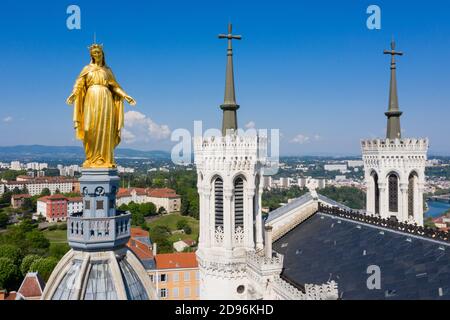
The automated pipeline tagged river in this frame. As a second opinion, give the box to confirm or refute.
[425,200,450,218]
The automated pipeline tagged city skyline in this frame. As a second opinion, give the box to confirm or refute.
[1,1,450,155]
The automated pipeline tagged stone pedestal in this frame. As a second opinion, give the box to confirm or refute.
[68,168,131,251]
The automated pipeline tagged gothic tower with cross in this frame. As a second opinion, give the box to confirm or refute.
[361,40,428,226]
[194,24,278,300]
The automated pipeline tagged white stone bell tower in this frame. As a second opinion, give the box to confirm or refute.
[194,23,267,300]
[361,40,428,226]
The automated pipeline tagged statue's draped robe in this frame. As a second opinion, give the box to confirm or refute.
[71,64,125,168]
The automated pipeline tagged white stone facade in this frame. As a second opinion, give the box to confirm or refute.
[194,133,266,299]
[193,133,338,300]
[361,138,428,226]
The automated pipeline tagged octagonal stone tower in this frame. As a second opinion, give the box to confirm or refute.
[361,41,428,226]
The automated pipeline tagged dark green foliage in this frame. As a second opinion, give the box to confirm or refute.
[29,257,58,282]
[0,244,23,265]
[319,186,366,209]
[57,223,67,230]
[40,188,51,197]
[176,219,188,230]
[262,186,309,211]
[20,254,41,276]
[0,257,20,290]
[0,212,9,228]
[26,230,50,250]
[149,225,172,253]
[183,225,192,235]
[49,243,70,260]
[47,224,57,231]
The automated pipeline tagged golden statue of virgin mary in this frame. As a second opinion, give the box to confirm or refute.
[66,44,136,168]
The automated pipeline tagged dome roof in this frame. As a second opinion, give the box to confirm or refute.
[42,248,155,300]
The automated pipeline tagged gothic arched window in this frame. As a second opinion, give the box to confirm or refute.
[234,177,244,228]
[214,177,224,228]
[388,173,399,212]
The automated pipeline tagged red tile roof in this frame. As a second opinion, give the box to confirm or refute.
[37,194,68,202]
[127,228,153,261]
[17,273,45,299]
[117,187,180,199]
[131,227,150,238]
[67,197,83,202]
[11,194,31,200]
[147,188,180,199]
[0,290,17,300]
[155,252,198,269]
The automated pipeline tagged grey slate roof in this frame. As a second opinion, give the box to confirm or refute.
[274,212,450,300]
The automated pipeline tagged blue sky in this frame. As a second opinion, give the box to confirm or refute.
[0,0,449,156]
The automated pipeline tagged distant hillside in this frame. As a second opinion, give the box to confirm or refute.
[0,145,171,161]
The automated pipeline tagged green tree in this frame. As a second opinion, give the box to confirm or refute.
[40,188,51,197]
[131,212,145,226]
[0,244,23,265]
[157,206,167,215]
[22,197,34,212]
[183,225,192,235]
[49,243,70,259]
[176,219,188,230]
[0,257,20,290]
[0,212,9,228]
[20,254,41,275]
[140,202,156,217]
[26,230,50,250]
[29,257,58,282]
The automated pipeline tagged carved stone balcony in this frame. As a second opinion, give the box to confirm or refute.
[68,211,131,251]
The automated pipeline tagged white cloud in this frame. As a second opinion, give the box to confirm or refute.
[245,121,256,129]
[290,133,322,144]
[290,134,310,144]
[123,111,171,144]
[3,116,12,123]
[122,128,136,143]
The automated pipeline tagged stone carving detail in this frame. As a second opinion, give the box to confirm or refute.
[95,186,105,196]
[234,226,244,245]
[82,187,89,196]
[214,226,224,245]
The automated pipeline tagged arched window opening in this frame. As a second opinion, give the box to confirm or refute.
[214,177,224,228]
[388,174,399,213]
[234,177,244,229]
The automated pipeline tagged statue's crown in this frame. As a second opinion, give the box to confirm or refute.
[88,43,103,51]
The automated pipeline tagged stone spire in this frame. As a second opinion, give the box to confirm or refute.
[218,23,241,135]
[384,39,404,140]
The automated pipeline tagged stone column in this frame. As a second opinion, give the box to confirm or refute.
[223,188,233,250]
[366,172,374,215]
[245,188,255,248]
[378,182,387,219]
[417,182,424,226]
[256,186,264,250]
[400,183,409,222]
[264,225,273,258]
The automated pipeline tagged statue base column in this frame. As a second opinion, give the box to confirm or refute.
[68,168,131,251]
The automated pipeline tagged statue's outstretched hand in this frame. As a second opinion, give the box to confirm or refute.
[125,95,136,106]
[66,93,76,105]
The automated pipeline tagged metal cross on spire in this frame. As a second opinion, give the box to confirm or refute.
[218,23,242,135]
[383,39,404,140]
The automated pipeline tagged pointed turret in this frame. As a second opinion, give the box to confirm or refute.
[218,23,242,135]
[384,40,404,140]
